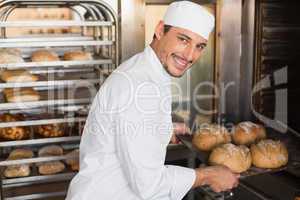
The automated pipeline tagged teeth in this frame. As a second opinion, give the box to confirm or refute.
[174,56,187,66]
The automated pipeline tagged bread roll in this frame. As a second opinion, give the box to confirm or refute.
[0,48,24,64]
[38,145,63,157]
[232,121,266,145]
[192,124,231,151]
[65,149,79,171]
[31,49,59,62]
[0,113,30,140]
[38,161,65,175]
[251,139,288,169]
[36,124,64,137]
[37,145,65,175]
[4,148,33,178]
[209,143,252,173]
[63,51,92,61]
[0,69,38,83]
[3,88,40,102]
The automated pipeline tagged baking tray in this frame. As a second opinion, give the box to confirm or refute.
[177,135,288,179]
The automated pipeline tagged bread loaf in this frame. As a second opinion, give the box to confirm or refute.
[31,49,59,62]
[65,149,79,171]
[232,121,266,145]
[3,88,40,102]
[36,124,64,137]
[209,143,252,173]
[37,145,65,175]
[251,139,288,169]
[0,113,30,140]
[4,149,33,178]
[192,124,231,151]
[63,51,92,61]
[0,69,38,83]
[0,48,24,64]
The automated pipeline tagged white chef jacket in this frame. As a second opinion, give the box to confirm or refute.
[66,46,195,200]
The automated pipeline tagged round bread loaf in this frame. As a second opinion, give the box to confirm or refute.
[0,48,24,63]
[251,139,288,169]
[232,121,266,145]
[192,124,231,151]
[209,143,252,173]
[31,49,59,62]
[38,145,63,157]
[63,50,92,61]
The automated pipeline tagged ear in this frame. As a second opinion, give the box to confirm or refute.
[154,20,165,40]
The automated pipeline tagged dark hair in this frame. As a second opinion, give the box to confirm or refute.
[153,25,173,39]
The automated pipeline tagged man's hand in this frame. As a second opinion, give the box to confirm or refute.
[170,123,191,144]
[193,165,240,192]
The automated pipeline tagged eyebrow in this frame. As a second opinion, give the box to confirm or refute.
[177,33,207,47]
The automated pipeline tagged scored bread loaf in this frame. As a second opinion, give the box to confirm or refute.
[0,48,24,64]
[192,124,231,151]
[0,113,30,140]
[37,145,65,175]
[63,50,92,61]
[4,148,33,178]
[31,49,60,62]
[232,121,266,145]
[0,69,38,83]
[209,143,252,173]
[3,88,40,103]
[251,139,288,169]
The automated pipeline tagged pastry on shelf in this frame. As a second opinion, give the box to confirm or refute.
[4,148,34,178]
[3,87,40,103]
[37,145,65,175]
[31,49,60,62]
[0,48,24,64]
[35,123,64,137]
[63,50,92,61]
[0,113,30,140]
[0,69,38,83]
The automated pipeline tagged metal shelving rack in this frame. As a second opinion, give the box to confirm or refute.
[0,0,119,199]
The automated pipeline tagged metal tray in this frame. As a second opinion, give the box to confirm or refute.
[177,135,287,179]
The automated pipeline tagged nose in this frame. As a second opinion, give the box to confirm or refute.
[183,45,195,63]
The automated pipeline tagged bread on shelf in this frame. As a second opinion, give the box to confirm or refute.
[35,124,64,138]
[3,87,40,103]
[31,49,60,62]
[232,121,266,145]
[63,50,92,61]
[65,149,79,171]
[0,48,24,64]
[0,69,38,83]
[4,148,34,178]
[0,113,30,140]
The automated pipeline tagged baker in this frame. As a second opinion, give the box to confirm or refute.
[66,1,239,199]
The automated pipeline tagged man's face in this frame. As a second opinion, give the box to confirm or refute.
[153,22,208,77]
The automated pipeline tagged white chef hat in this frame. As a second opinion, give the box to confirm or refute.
[163,1,215,40]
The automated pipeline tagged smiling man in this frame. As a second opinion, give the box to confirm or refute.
[66,1,239,200]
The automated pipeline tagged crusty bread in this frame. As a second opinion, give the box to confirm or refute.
[38,161,65,175]
[38,145,63,157]
[0,69,38,83]
[3,88,40,103]
[63,50,92,61]
[4,148,33,178]
[0,113,30,140]
[192,124,231,151]
[36,124,64,138]
[232,121,266,145]
[209,143,252,173]
[31,49,59,62]
[251,139,288,169]
[0,48,24,64]
[65,149,79,171]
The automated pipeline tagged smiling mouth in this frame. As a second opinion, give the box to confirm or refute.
[172,54,189,70]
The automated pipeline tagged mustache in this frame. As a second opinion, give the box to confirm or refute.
[172,53,193,64]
